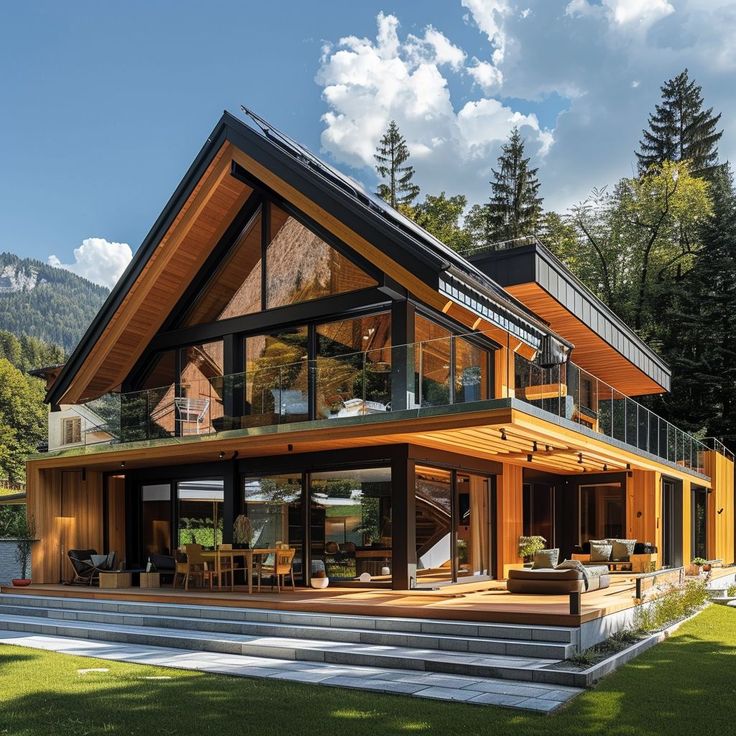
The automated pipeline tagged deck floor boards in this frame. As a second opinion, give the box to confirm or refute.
[1,578,645,627]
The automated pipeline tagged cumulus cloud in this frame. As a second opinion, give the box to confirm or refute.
[317,11,553,206]
[48,237,132,289]
[565,0,675,30]
[317,1,736,216]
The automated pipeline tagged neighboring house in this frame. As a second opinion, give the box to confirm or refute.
[25,111,734,588]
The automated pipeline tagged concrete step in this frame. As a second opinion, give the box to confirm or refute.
[0,612,580,686]
[0,593,578,644]
[0,601,575,659]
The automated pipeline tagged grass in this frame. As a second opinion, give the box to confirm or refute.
[1,605,735,736]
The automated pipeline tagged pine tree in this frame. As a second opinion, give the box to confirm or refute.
[637,69,723,178]
[651,166,736,449]
[374,121,420,208]
[485,128,543,243]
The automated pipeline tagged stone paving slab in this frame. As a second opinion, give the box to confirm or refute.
[0,629,583,714]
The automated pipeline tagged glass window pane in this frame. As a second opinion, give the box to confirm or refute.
[178,342,223,435]
[177,479,224,549]
[243,474,304,584]
[245,328,309,422]
[415,316,451,407]
[266,204,376,309]
[310,467,392,582]
[316,313,391,418]
[142,483,172,557]
[181,208,262,325]
[455,338,488,403]
[414,465,452,584]
[579,482,625,542]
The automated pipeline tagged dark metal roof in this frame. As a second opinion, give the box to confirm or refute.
[47,110,571,405]
[469,240,671,391]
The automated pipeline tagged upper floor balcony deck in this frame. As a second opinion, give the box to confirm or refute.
[43,330,732,481]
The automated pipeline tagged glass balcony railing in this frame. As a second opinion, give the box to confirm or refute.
[65,331,728,475]
[513,353,713,474]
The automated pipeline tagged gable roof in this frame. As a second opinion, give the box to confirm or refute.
[47,110,572,406]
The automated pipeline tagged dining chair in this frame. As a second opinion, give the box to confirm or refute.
[183,544,216,591]
[215,543,236,590]
[257,547,296,592]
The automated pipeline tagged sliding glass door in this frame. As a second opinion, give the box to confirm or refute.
[579,482,625,542]
[414,465,493,585]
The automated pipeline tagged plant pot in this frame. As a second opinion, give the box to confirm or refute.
[11,579,31,587]
[310,577,329,589]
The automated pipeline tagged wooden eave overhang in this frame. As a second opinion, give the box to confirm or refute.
[27,400,710,485]
[47,112,570,406]
[470,242,671,396]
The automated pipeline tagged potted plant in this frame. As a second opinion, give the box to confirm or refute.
[12,514,36,587]
[233,515,253,550]
[689,557,707,576]
[518,535,546,564]
[310,569,329,589]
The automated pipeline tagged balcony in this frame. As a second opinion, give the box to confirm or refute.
[58,332,730,476]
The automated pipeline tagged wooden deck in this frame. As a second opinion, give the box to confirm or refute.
[1,577,644,627]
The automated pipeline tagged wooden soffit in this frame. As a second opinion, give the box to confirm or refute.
[506,283,665,396]
[60,142,252,403]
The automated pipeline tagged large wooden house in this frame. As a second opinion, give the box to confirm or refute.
[26,111,734,590]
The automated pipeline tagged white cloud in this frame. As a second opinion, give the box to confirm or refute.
[316,11,553,205]
[565,0,674,30]
[604,0,675,28]
[48,237,132,289]
[467,59,503,92]
[317,1,736,218]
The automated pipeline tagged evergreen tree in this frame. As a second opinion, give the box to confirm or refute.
[637,69,723,178]
[374,121,420,208]
[485,128,543,244]
[653,165,736,448]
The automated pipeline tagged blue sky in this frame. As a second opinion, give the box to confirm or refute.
[2,1,734,287]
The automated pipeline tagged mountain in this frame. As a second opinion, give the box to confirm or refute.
[0,252,109,354]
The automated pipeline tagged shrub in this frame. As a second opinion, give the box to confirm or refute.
[518,535,546,559]
[634,580,708,632]
[727,583,736,598]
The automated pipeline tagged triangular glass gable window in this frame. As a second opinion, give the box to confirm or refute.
[265,204,376,309]
[180,202,377,327]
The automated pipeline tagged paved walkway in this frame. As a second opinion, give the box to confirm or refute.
[0,629,583,713]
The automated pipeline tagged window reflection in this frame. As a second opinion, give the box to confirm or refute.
[177,479,224,549]
[316,313,391,418]
[310,467,392,582]
[266,204,376,309]
[415,316,452,407]
[243,474,304,583]
[244,329,309,423]
[579,482,625,542]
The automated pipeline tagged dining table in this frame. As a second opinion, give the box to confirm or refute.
[200,547,280,593]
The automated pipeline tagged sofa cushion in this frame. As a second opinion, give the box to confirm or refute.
[590,542,613,562]
[608,538,637,561]
[532,548,559,569]
[508,567,584,581]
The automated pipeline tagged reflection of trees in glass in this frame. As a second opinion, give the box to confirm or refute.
[178,515,223,548]
[247,333,308,414]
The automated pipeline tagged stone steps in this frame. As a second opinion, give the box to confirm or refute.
[0,594,583,686]
[0,597,576,659]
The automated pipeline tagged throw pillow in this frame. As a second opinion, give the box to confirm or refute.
[609,538,636,561]
[532,548,560,569]
[590,542,613,562]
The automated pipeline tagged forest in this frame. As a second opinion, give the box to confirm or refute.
[374,69,735,451]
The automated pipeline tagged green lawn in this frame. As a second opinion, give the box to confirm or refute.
[1,604,735,736]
